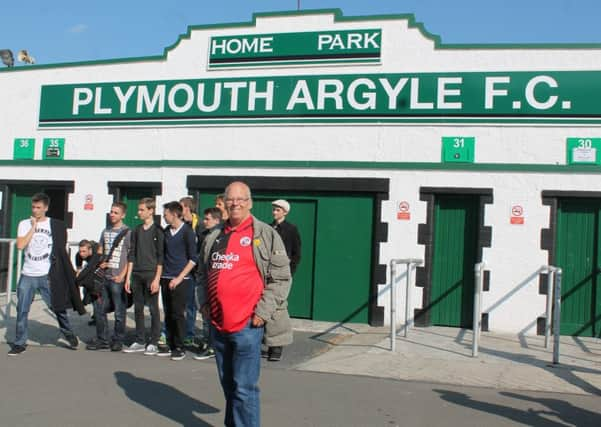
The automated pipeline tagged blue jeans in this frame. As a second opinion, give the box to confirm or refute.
[15,274,74,346]
[93,279,127,344]
[185,278,197,339]
[211,320,263,427]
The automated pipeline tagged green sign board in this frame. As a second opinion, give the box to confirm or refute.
[442,137,475,163]
[209,29,381,68]
[42,138,65,160]
[13,138,35,160]
[566,137,601,165]
[38,71,601,128]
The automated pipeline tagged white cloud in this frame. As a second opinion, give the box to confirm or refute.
[68,24,88,34]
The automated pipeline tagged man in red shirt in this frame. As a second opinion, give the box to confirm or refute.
[198,181,291,427]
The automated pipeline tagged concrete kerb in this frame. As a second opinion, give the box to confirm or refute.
[3,298,601,396]
[295,324,601,396]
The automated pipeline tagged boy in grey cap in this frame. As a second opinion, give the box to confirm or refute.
[268,199,301,361]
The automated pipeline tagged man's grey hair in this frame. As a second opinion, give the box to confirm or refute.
[224,181,252,200]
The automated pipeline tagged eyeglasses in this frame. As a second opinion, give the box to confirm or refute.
[225,197,250,205]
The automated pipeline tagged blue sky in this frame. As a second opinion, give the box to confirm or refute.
[1,1,601,65]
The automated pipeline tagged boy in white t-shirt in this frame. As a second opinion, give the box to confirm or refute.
[9,193,80,356]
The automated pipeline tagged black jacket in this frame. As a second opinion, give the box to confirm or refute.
[75,251,102,304]
[271,220,301,275]
[49,219,86,315]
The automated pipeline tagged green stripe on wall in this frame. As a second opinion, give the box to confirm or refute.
[2,159,601,174]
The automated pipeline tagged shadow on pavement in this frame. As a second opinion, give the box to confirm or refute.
[115,371,219,426]
[434,389,600,427]
[500,392,601,426]
[474,346,601,396]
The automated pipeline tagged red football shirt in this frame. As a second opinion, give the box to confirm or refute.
[207,216,264,333]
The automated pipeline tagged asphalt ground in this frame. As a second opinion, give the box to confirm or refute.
[1,342,600,427]
[1,300,600,426]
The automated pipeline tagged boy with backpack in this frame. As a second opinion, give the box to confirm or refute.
[123,198,164,355]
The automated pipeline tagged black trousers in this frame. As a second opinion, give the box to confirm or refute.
[160,278,190,351]
[132,272,161,345]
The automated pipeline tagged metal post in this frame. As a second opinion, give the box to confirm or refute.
[472,262,484,358]
[552,268,562,365]
[544,267,555,349]
[390,261,397,351]
[389,258,423,351]
[404,262,412,338]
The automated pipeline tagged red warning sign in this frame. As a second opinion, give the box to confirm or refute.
[84,194,94,211]
[397,201,411,220]
[510,204,524,224]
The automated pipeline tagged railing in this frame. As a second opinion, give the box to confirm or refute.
[542,265,563,364]
[472,262,486,357]
[0,238,20,322]
[389,258,423,352]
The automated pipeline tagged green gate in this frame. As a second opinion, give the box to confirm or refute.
[118,188,153,228]
[196,190,373,323]
[556,199,601,337]
[429,195,479,328]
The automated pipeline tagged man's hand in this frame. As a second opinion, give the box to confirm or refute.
[30,216,37,227]
[99,261,108,269]
[124,280,131,294]
[169,276,183,290]
[150,279,160,294]
[114,272,126,284]
[252,314,265,327]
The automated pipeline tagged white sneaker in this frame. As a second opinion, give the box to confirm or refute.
[123,342,146,353]
[144,344,158,356]
[193,348,216,360]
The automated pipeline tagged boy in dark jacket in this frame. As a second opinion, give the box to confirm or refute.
[159,201,198,361]
[124,198,164,355]
[193,207,222,360]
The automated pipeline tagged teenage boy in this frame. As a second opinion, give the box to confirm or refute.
[267,199,301,361]
[9,193,84,356]
[215,193,228,222]
[159,201,198,361]
[87,202,130,352]
[193,207,222,361]
[179,196,202,346]
[75,239,101,312]
[124,198,164,355]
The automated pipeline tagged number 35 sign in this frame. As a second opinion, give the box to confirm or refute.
[42,138,65,160]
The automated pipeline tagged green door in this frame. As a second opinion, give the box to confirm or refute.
[196,190,374,323]
[312,196,373,323]
[118,188,154,228]
[429,195,479,328]
[556,199,601,337]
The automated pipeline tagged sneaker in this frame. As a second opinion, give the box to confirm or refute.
[8,345,26,356]
[170,349,186,361]
[183,337,195,346]
[158,335,167,345]
[144,344,158,356]
[156,345,171,357]
[86,340,110,351]
[65,334,79,349]
[123,342,146,353]
[268,346,283,362]
[193,347,215,360]
[110,342,123,352]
